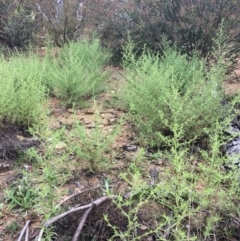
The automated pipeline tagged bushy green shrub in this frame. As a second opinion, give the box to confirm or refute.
[122,42,227,147]
[0,51,48,127]
[47,39,110,107]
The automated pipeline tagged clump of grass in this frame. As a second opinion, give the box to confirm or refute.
[47,39,110,107]
[6,221,20,235]
[5,171,39,210]
[0,50,48,128]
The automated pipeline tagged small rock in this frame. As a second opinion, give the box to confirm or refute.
[123,145,138,151]
[186,224,191,230]
[86,124,96,129]
[124,192,132,199]
[140,225,149,230]
[108,118,117,124]
[0,163,10,171]
[147,237,153,241]
[85,109,95,114]
[149,166,159,185]
[16,135,26,141]
[225,125,240,135]
[23,164,31,171]
[17,135,38,142]
[55,142,67,150]
[75,181,81,187]
[158,160,164,166]
[67,108,74,113]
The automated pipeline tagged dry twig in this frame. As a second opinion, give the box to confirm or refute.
[71,207,93,241]
[25,224,29,241]
[55,185,101,209]
[37,195,117,241]
[17,220,31,241]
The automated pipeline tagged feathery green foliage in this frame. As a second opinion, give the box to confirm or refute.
[47,39,110,107]
[122,41,227,147]
[0,51,48,127]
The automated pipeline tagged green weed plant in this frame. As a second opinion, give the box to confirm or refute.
[105,121,240,240]
[5,172,39,210]
[67,115,120,172]
[6,221,19,235]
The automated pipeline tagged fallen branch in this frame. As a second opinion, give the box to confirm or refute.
[55,185,101,209]
[17,220,31,241]
[37,195,117,241]
[37,229,44,241]
[71,207,93,241]
[45,196,116,227]
[25,224,29,241]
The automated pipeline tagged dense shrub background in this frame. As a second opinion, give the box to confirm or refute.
[0,0,86,50]
[1,0,239,63]
[0,0,38,50]
[35,0,85,47]
[84,0,240,63]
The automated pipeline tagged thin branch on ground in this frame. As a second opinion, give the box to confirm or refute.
[37,229,44,241]
[71,207,93,241]
[25,224,29,241]
[17,220,31,241]
[55,185,101,209]
[37,195,117,241]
